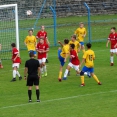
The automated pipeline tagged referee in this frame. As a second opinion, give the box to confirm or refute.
[24,51,41,102]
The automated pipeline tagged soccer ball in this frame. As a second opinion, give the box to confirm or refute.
[26,10,32,16]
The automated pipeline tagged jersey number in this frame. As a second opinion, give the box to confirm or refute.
[89,55,93,61]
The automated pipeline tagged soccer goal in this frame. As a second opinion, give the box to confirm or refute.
[0,4,19,60]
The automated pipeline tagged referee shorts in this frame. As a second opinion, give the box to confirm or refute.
[27,75,39,86]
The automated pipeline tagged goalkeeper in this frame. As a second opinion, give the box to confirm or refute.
[0,44,3,68]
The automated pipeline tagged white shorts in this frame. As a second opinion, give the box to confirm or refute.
[68,62,79,71]
[12,63,20,68]
[38,58,46,64]
[110,49,117,53]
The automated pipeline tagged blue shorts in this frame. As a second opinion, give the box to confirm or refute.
[58,49,65,66]
[80,42,84,46]
[82,66,94,73]
[29,50,37,55]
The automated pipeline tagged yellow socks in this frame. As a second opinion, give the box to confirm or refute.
[81,76,84,84]
[58,71,62,79]
[92,75,100,83]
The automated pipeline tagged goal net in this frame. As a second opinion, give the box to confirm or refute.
[0,4,19,60]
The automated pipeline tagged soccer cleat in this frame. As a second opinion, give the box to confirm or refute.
[44,72,47,77]
[58,78,62,82]
[46,59,49,63]
[19,76,22,80]
[110,63,114,66]
[29,100,32,103]
[37,100,40,102]
[68,71,70,76]
[80,84,85,87]
[10,78,16,82]
[62,77,67,80]
[98,82,102,85]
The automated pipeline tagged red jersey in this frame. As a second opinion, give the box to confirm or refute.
[36,31,47,43]
[108,33,117,49]
[36,42,49,59]
[12,47,21,63]
[70,49,80,65]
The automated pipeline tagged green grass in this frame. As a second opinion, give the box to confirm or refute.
[0,42,117,117]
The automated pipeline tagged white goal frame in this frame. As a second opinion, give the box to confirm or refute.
[0,4,19,51]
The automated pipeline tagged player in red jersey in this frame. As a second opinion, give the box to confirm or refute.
[106,27,117,66]
[36,38,49,77]
[36,25,50,63]
[63,44,88,80]
[0,44,3,68]
[10,43,22,82]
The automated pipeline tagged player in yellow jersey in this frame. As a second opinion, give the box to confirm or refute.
[79,43,101,86]
[69,35,81,53]
[24,29,37,57]
[58,39,70,82]
[74,22,86,54]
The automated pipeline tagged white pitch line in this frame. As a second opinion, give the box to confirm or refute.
[0,89,117,110]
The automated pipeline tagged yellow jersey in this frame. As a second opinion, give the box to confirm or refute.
[60,44,70,58]
[83,49,95,68]
[74,27,86,42]
[24,35,37,51]
[69,40,80,53]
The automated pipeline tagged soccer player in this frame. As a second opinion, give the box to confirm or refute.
[0,44,3,68]
[36,25,50,63]
[63,44,89,80]
[24,29,37,57]
[106,27,117,66]
[24,51,41,102]
[10,43,22,82]
[58,39,70,81]
[36,38,49,77]
[68,35,81,76]
[79,43,101,86]
[74,22,86,53]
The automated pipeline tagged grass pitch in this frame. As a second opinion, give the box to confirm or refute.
[0,42,117,117]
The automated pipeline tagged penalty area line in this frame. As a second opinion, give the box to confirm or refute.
[0,89,117,109]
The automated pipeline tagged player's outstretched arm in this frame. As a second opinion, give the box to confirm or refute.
[58,41,63,47]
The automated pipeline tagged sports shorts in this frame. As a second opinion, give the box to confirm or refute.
[27,75,39,86]
[82,66,94,73]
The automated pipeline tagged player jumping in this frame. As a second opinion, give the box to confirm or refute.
[58,39,70,81]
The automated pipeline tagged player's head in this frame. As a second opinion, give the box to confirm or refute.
[11,43,16,47]
[79,22,84,28]
[39,38,44,44]
[29,51,34,58]
[41,25,45,31]
[28,29,33,35]
[64,39,69,44]
[111,27,116,33]
[70,44,75,50]
[86,43,91,49]
[71,35,76,41]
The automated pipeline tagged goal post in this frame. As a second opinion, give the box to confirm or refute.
[0,4,19,59]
